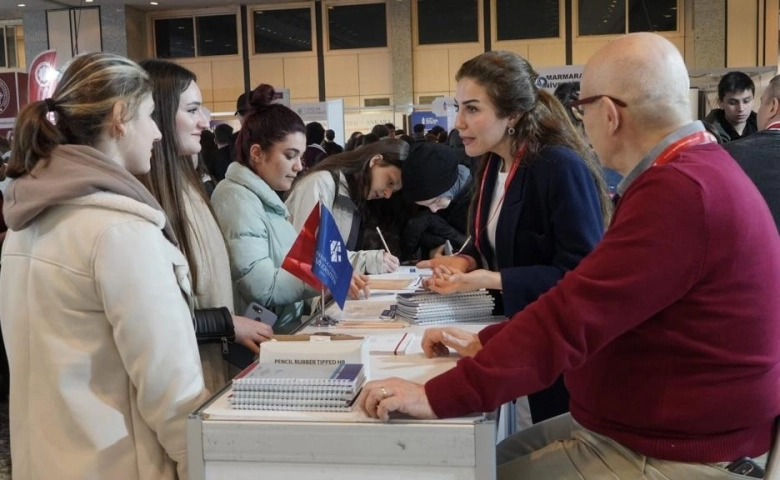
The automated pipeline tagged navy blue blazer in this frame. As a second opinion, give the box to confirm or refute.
[462,145,605,316]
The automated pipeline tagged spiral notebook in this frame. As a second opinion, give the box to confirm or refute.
[232,363,364,390]
[394,291,495,325]
[231,362,365,411]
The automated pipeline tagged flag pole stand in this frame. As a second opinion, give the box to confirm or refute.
[313,286,338,327]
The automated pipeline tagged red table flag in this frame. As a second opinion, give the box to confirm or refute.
[282,202,323,289]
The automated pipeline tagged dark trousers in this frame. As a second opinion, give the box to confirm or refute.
[528,375,570,424]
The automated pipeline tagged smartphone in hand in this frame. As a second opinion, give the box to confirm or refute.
[244,302,278,327]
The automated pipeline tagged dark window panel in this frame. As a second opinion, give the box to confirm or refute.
[196,15,238,56]
[154,18,195,59]
[497,0,558,41]
[628,0,677,32]
[254,8,312,54]
[328,3,387,50]
[417,0,478,45]
[0,31,6,68]
[5,26,16,68]
[578,0,626,36]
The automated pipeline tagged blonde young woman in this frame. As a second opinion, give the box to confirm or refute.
[0,53,207,479]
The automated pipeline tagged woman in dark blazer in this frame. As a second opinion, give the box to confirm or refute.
[421,51,612,424]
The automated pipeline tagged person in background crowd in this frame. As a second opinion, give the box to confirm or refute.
[210,123,234,182]
[371,123,390,139]
[359,32,780,480]
[199,129,219,186]
[212,84,367,331]
[724,73,780,231]
[705,71,758,143]
[361,132,380,146]
[419,50,611,425]
[384,123,397,138]
[140,59,272,388]
[303,121,327,170]
[345,131,363,151]
[554,81,623,194]
[401,142,473,260]
[323,128,344,157]
[395,128,406,137]
[0,52,208,480]
[285,139,409,276]
[411,123,426,142]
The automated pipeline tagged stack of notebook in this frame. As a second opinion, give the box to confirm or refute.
[230,363,365,412]
[395,291,495,325]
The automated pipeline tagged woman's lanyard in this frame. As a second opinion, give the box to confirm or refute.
[474,144,527,252]
[652,131,715,167]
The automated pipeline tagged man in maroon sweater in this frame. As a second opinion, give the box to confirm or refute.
[357,33,780,479]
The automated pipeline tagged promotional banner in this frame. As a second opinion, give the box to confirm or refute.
[409,111,448,133]
[0,72,28,139]
[27,50,58,103]
[534,65,584,93]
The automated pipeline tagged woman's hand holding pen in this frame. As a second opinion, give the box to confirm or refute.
[422,327,482,358]
[382,251,400,273]
[417,254,473,272]
[425,265,487,293]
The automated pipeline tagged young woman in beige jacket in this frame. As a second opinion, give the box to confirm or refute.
[0,53,208,480]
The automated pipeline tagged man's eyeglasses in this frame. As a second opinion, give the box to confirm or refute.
[570,95,628,116]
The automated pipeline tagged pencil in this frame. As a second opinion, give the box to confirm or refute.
[375,226,391,254]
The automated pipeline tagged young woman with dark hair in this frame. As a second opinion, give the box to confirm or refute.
[139,59,272,388]
[285,138,410,274]
[421,50,611,425]
[212,84,368,332]
[0,52,207,479]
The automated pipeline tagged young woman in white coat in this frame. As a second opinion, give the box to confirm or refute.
[285,139,409,275]
[139,59,272,386]
[0,53,208,480]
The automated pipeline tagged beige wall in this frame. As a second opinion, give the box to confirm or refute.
[144,0,777,115]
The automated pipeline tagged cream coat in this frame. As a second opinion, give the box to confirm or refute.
[0,192,208,480]
[183,183,235,391]
[285,170,385,274]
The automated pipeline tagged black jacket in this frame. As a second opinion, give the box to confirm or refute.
[401,176,473,260]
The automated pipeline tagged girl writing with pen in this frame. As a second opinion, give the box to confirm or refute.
[285,139,409,276]
[419,51,611,425]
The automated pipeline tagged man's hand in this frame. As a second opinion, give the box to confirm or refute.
[232,315,273,354]
[421,327,482,358]
[356,378,437,422]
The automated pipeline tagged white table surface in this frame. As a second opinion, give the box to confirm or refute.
[188,268,498,479]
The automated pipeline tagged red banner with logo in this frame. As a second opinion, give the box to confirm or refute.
[27,50,57,103]
[0,72,28,140]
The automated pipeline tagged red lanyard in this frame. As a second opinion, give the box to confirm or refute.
[765,121,780,131]
[652,131,715,167]
[474,144,527,251]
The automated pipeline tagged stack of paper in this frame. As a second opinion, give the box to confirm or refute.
[230,363,365,412]
[394,291,495,325]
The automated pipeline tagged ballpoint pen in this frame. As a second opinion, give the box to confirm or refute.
[375,226,392,254]
[453,235,472,255]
